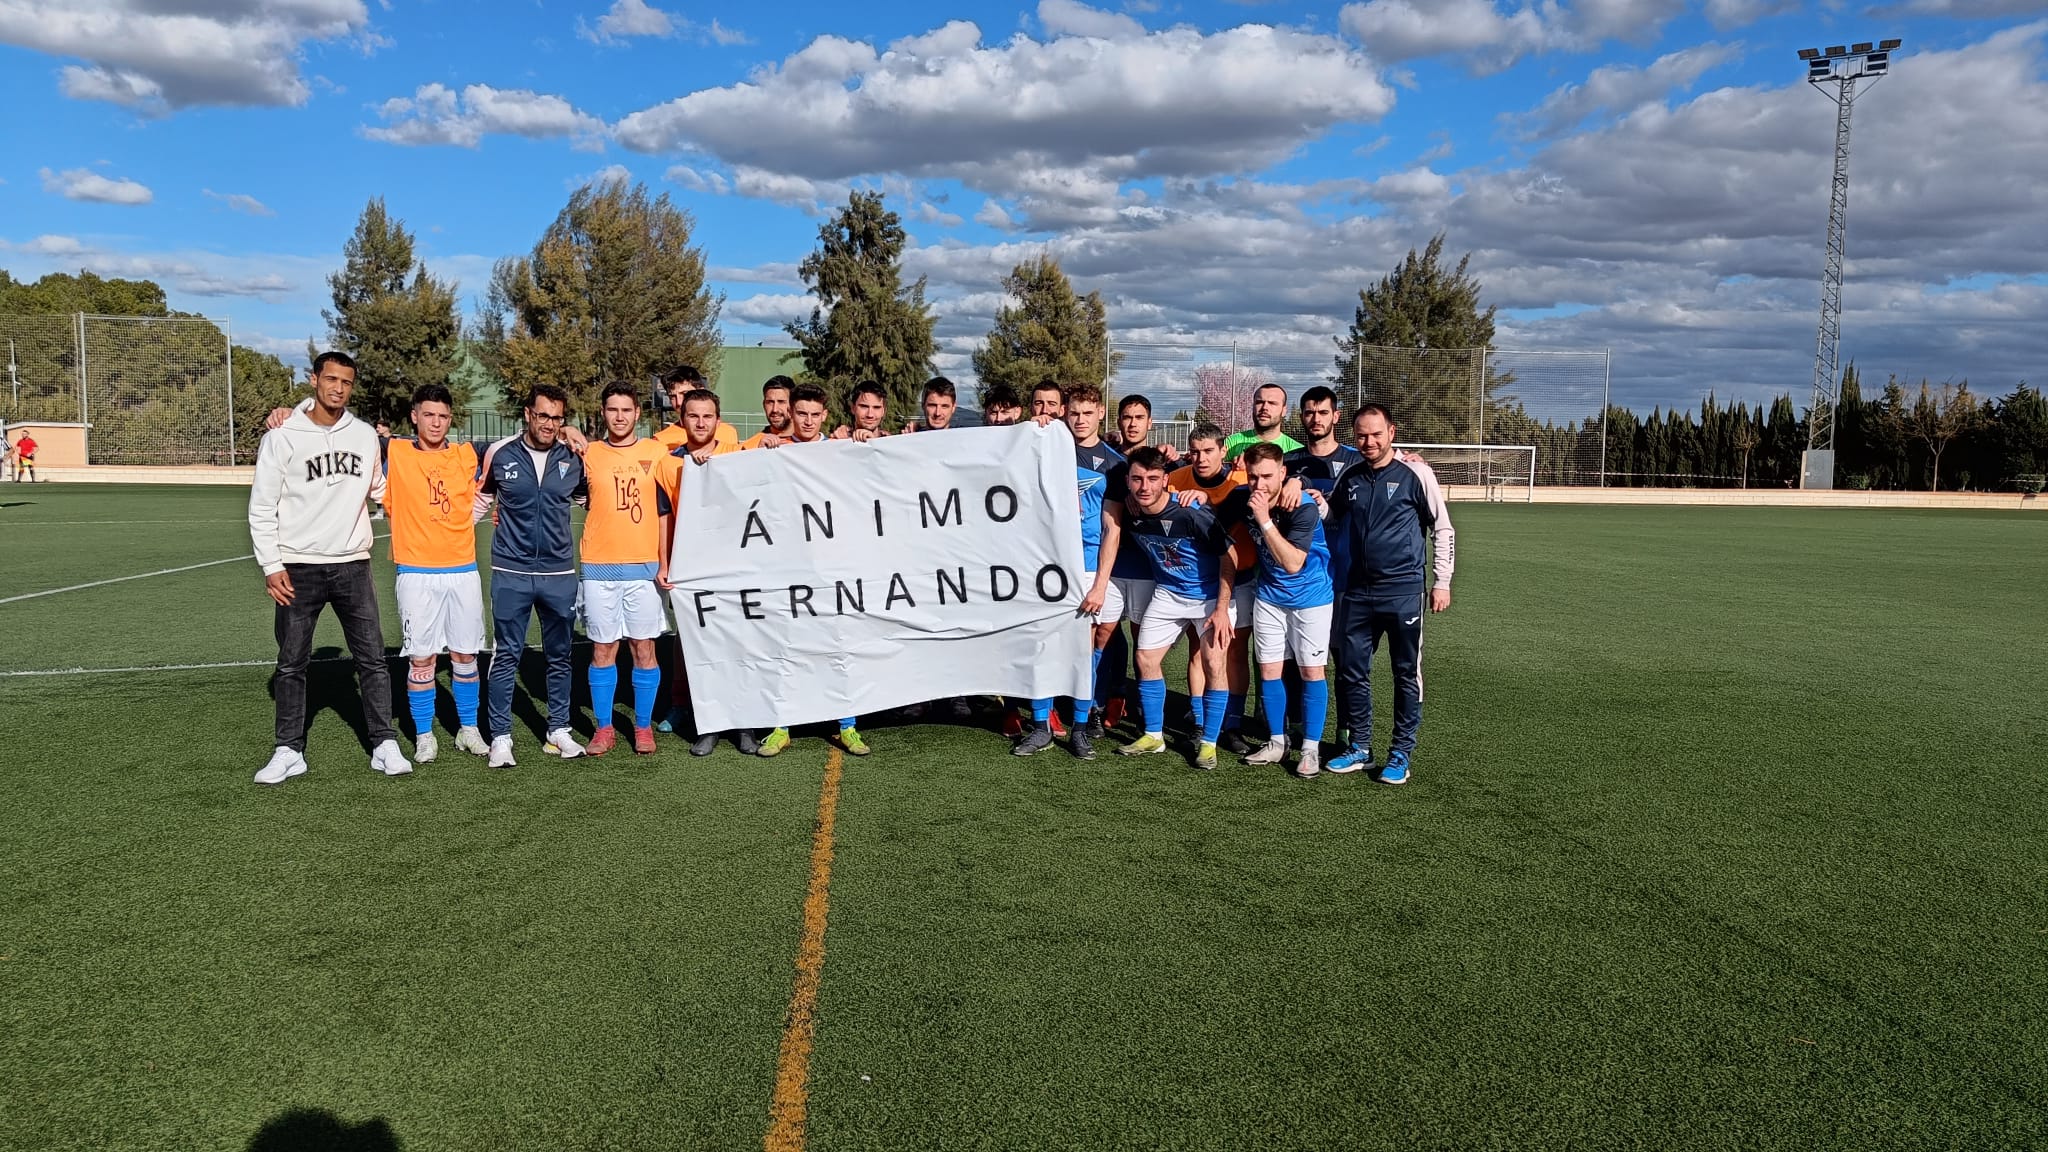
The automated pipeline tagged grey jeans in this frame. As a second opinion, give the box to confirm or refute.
[272,560,397,752]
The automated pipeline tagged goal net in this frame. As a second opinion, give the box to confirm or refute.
[1396,443,1535,502]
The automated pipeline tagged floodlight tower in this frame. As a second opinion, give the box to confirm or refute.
[1795,38,1899,489]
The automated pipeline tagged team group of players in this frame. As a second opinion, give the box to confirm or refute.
[245,351,1453,787]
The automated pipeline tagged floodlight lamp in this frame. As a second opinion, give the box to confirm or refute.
[1797,47,1821,60]
[1826,45,1848,57]
[1880,38,1902,50]
[1852,42,1874,54]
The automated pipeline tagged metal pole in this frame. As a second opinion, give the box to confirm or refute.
[1231,342,1240,428]
[1477,348,1487,446]
[76,312,88,462]
[7,339,16,408]
[1600,350,1611,487]
[224,317,236,466]
[1808,73,1857,460]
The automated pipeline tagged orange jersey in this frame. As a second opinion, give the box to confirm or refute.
[655,421,737,453]
[383,439,481,571]
[739,427,795,450]
[1169,464,1257,571]
[581,438,683,569]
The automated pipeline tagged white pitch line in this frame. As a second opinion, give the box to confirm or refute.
[2,659,279,677]
[0,519,247,527]
[0,532,390,606]
[0,553,255,605]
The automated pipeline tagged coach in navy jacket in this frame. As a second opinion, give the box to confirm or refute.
[1323,404,1456,783]
[477,385,589,763]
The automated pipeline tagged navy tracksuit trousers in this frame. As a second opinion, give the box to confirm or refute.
[1335,586,1425,756]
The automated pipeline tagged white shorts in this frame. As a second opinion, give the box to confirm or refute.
[395,570,487,658]
[1083,571,1122,623]
[1137,588,1219,651]
[1227,579,1255,632]
[1114,576,1155,624]
[1253,599,1334,666]
[581,578,667,643]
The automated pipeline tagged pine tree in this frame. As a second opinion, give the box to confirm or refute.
[322,198,463,426]
[1332,233,1506,443]
[970,255,1115,406]
[786,191,936,426]
[487,177,721,418]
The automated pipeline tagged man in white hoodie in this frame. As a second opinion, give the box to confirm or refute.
[248,351,411,785]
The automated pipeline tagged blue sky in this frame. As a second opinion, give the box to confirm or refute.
[3,0,2045,413]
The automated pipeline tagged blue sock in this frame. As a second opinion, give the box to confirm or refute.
[407,680,435,737]
[1076,649,1102,724]
[1201,689,1230,745]
[589,664,619,731]
[840,717,858,731]
[1259,677,1288,742]
[630,666,661,729]
[1224,692,1246,732]
[1139,678,1166,735]
[1030,698,1053,724]
[1301,678,1329,746]
[451,658,480,728]
[1189,694,1205,731]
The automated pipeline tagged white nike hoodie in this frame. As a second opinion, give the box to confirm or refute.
[248,404,385,575]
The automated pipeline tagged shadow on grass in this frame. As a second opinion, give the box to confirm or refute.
[246,1107,400,1152]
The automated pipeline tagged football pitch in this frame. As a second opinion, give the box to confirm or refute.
[2,485,2044,1151]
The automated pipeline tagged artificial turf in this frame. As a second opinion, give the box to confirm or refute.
[2,486,2044,1150]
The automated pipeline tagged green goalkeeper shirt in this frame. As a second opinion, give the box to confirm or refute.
[1222,429,1303,462]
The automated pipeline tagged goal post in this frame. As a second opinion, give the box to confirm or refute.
[1395,442,1536,503]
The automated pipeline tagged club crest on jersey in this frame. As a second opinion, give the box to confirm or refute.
[558,460,572,477]
[1386,481,1400,497]
[638,460,653,474]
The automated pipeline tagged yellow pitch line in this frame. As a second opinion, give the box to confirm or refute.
[765,745,844,1152]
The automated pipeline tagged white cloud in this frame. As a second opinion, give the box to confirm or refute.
[1700,0,1799,28]
[1869,0,2048,15]
[39,166,153,205]
[579,164,634,189]
[0,234,319,303]
[584,0,675,41]
[913,202,966,227]
[706,19,751,46]
[975,200,1017,229]
[1339,0,1682,69]
[0,0,374,110]
[726,292,814,326]
[614,11,1393,210]
[666,165,730,195]
[204,190,276,217]
[1037,0,1147,39]
[365,83,607,148]
[1507,42,1742,138]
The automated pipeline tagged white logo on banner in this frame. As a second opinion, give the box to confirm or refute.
[668,423,1092,731]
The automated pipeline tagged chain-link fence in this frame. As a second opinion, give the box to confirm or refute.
[1,313,239,466]
[1108,339,1611,485]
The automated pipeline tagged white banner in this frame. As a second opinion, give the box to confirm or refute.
[668,423,1092,732]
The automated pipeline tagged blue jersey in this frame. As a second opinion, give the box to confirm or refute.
[1122,499,1228,601]
[1328,456,1456,594]
[1217,491,1333,610]
[479,436,587,576]
[1286,444,1363,580]
[1077,465,1107,572]
[1075,439,1124,478]
[1102,458,1152,580]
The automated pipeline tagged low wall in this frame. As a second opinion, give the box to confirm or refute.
[1446,485,2044,511]
[32,465,256,486]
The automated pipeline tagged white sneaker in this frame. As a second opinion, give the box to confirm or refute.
[370,738,413,776]
[414,732,439,763]
[255,746,307,786]
[1245,737,1289,766]
[488,735,517,768]
[1294,744,1321,779]
[454,726,489,756]
[542,727,584,758]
